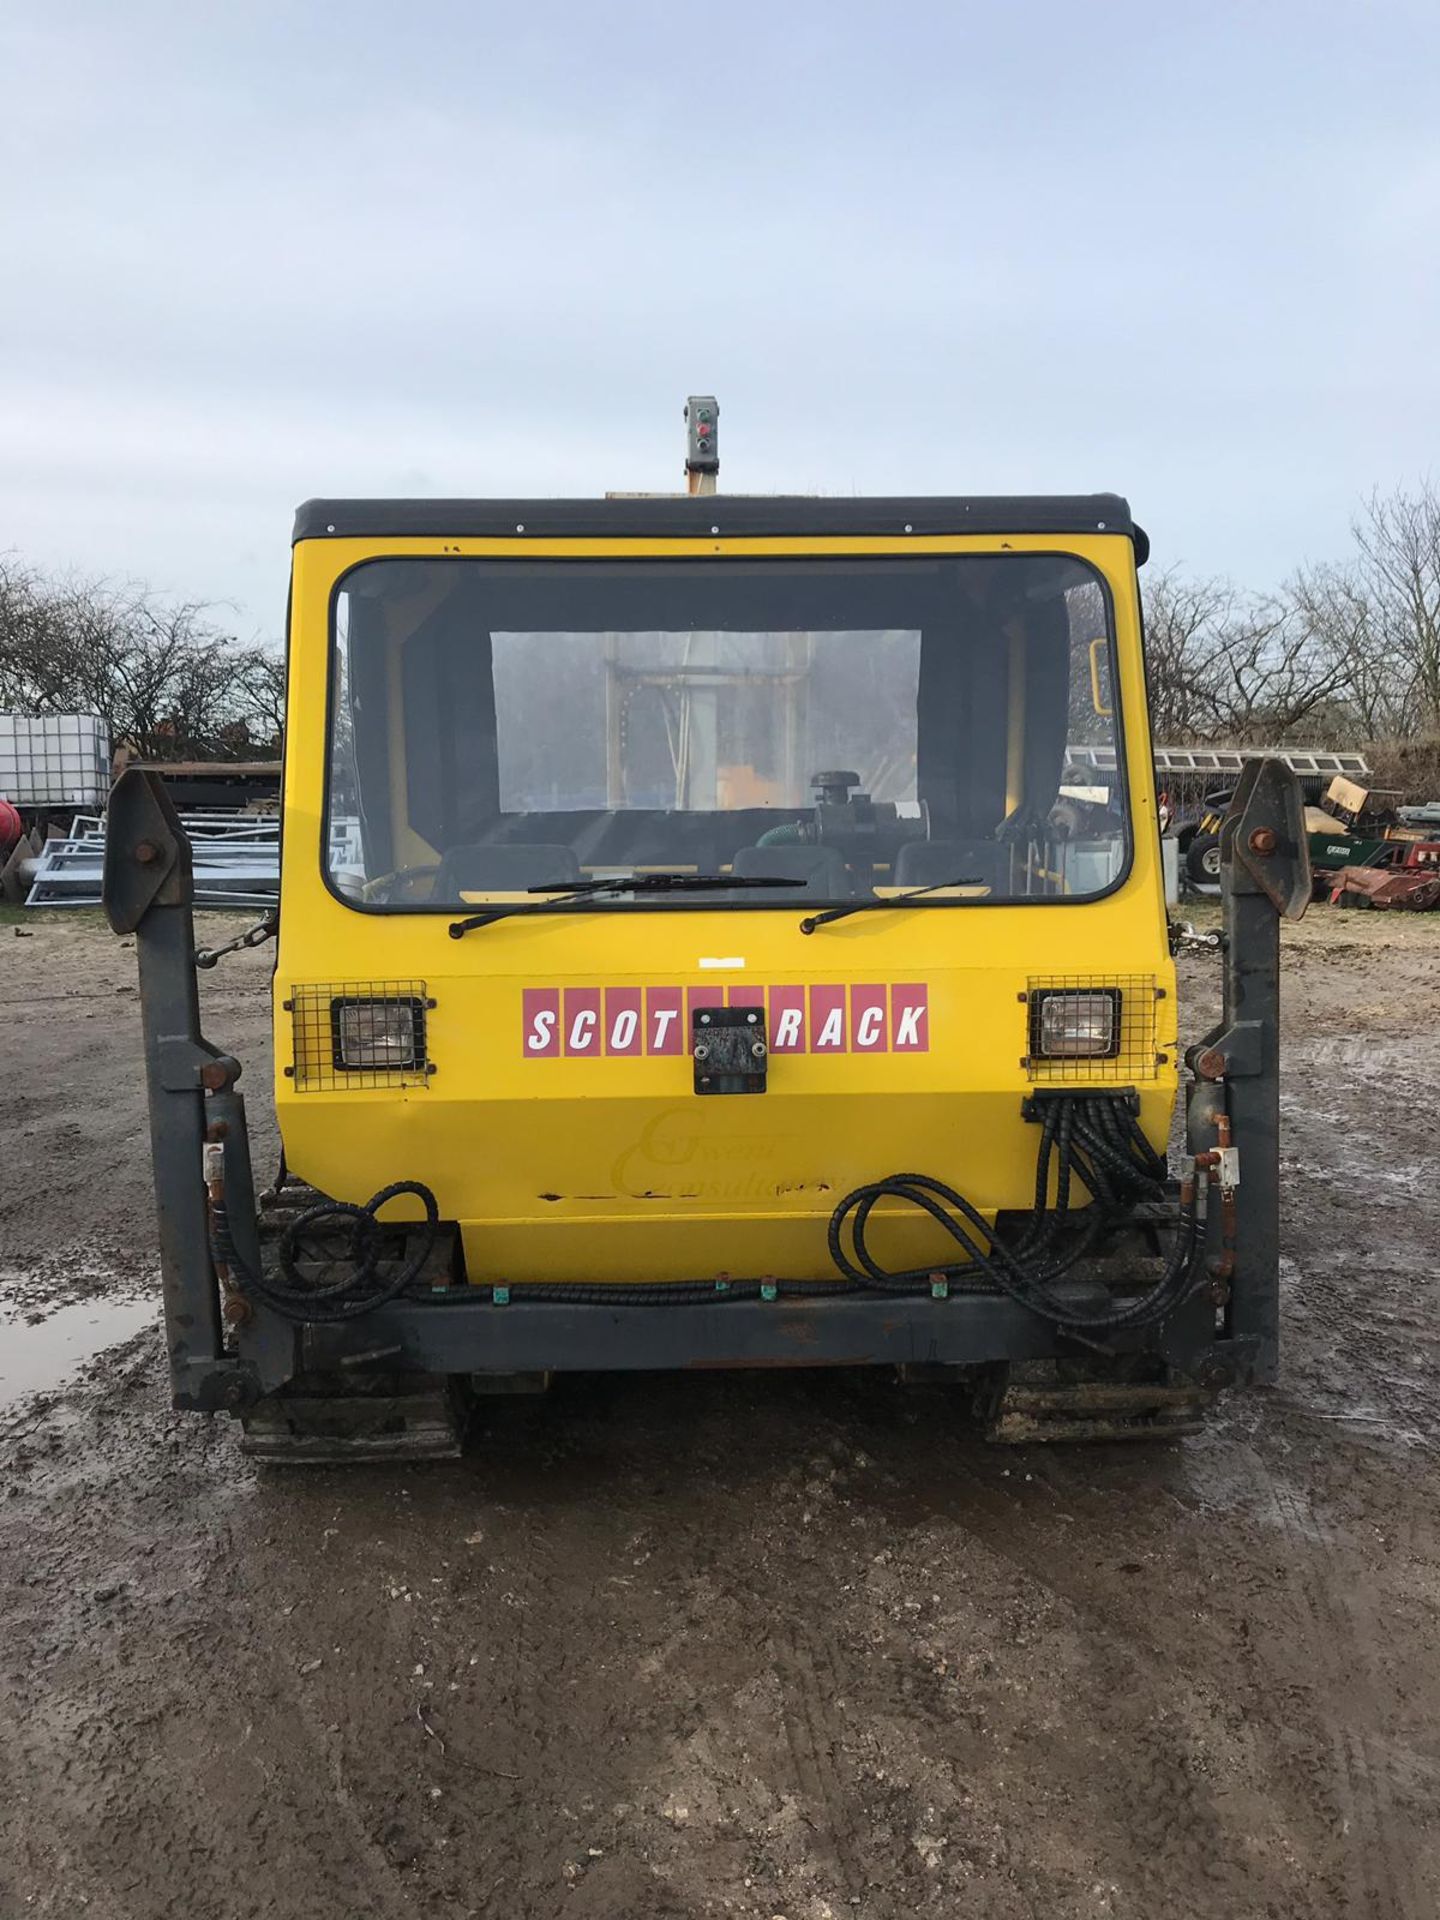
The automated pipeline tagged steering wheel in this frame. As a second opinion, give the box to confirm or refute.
[359,864,441,903]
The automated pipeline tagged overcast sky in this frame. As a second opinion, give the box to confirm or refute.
[2,2,1437,639]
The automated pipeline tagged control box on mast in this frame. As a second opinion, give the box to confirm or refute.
[684,396,719,495]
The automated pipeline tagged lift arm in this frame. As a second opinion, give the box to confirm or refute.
[1186,756,1310,1385]
[103,769,263,1411]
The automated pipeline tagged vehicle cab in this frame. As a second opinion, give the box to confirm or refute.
[275,494,1174,1287]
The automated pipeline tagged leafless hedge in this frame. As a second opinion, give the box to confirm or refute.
[1364,734,1440,803]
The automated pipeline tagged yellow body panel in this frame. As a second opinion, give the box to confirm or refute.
[275,531,1175,1285]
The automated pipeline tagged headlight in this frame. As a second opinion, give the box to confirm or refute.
[332,997,423,1070]
[1030,988,1121,1059]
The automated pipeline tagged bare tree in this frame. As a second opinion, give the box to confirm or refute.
[1210,598,1351,742]
[235,648,287,749]
[1142,567,1352,744]
[1349,482,1440,731]
[1139,569,1237,740]
[1289,562,1406,740]
[0,559,283,759]
[0,558,80,711]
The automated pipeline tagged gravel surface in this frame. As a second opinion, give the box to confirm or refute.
[1,906,1438,1919]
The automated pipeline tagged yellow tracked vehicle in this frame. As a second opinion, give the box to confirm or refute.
[105,404,1309,1457]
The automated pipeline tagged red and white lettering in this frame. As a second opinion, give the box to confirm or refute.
[647,986,683,1055]
[816,1009,844,1049]
[891,983,929,1052]
[851,984,888,1051]
[810,984,847,1052]
[605,987,642,1056]
[522,987,560,1057]
[531,1009,557,1050]
[768,985,806,1052]
[563,987,602,1056]
[525,980,931,1056]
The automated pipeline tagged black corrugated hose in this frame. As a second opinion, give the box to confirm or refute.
[211,1181,440,1323]
[219,1095,1202,1331]
[827,1096,1202,1331]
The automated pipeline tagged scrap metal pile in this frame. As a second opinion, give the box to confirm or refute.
[5,809,280,910]
[1171,764,1440,912]
[1308,777,1440,911]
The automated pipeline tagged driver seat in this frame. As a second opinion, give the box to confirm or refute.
[729,843,851,898]
[433,843,582,898]
[893,839,1001,891]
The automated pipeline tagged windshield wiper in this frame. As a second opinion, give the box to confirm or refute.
[526,873,794,897]
[448,871,791,938]
[798,874,986,935]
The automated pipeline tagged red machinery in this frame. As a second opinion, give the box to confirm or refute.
[1331,839,1440,911]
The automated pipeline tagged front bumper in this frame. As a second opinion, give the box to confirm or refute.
[215,1277,1254,1405]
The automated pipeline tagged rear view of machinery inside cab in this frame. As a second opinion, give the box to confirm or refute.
[104,402,1311,1460]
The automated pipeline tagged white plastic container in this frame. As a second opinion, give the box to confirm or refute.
[0,714,112,809]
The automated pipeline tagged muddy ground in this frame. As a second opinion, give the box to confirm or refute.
[1,905,1438,1919]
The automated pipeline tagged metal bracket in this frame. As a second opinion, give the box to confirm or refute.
[157,1035,227,1092]
[106,770,267,1409]
[693,1005,768,1095]
[1192,754,1303,1389]
[1169,919,1224,956]
[172,1357,262,1414]
[102,768,193,931]
[1222,757,1311,919]
[1187,1019,1265,1080]
[1180,1334,1262,1391]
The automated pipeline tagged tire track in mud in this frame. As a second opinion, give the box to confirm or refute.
[814,1419,1269,1911]
[204,1482,572,1920]
[852,1417,1432,1914]
[937,1448,1258,1908]
[195,1530,424,1920]
[0,1471,424,1920]
[942,1448,1180,1660]
[1265,1023,1438,1916]
[1248,1455,1427,1920]
[476,1508,567,1918]
[775,1616,871,1912]
[950,1436,1436,1918]
[250,1634,426,1920]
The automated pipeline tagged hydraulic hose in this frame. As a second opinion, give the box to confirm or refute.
[827,1096,1202,1332]
[212,1180,440,1324]
[214,1096,1201,1334]
[446,1094,1200,1331]
[473,1277,866,1305]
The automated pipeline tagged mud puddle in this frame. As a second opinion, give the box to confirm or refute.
[0,1295,157,1411]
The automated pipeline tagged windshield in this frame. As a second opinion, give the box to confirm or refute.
[325,554,1127,909]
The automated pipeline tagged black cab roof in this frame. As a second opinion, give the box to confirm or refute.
[293,494,1145,560]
